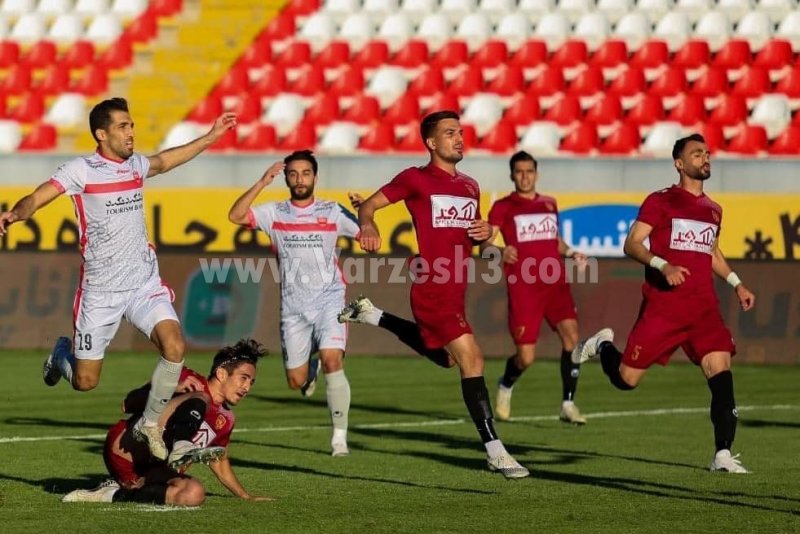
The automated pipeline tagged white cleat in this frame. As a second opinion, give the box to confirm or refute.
[710,449,749,473]
[487,454,530,479]
[337,296,376,324]
[571,328,615,365]
[559,403,587,425]
[43,336,71,387]
[132,417,168,461]
[495,381,513,421]
[331,441,350,457]
[62,479,120,503]
[168,441,226,469]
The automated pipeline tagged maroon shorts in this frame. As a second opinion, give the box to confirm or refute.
[622,298,736,369]
[103,419,144,487]
[103,419,178,488]
[410,282,472,349]
[507,281,577,345]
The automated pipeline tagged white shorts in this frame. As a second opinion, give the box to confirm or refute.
[281,301,347,370]
[72,276,179,360]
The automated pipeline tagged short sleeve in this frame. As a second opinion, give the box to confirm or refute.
[249,203,274,236]
[131,153,152,180]
[336,204,360,238]
[487,200,505,227]
[49,159,85,196]
[380,169,416,204]
[636,192,664,228]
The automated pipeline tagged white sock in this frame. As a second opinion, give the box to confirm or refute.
[561,400,575,408]
[143,357,183,426]
[57,347,75,383]
[325,370,350,440]
[484,439,508,459]
[364,307,383,327]
[332,428,348,444]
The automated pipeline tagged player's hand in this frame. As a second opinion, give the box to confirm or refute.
[571,251,589,271]
[662,264,690,286]
[735,284,756,311]
[468,219,492,242]
[0,211,18,235]
[348,192,364,210]
[243,495,276,502]
[359,224,381,252]
[207,112,237,141]
[259,161,285,187]
[176,375,205,393]
[502,245,518,264]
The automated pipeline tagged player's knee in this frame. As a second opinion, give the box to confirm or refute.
[286,376,303,390]
[160,335,186,362]
[170,479,205,507]
[72,372,99,391]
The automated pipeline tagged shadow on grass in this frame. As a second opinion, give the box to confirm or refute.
[249,394,458,421]
[741,419,800,430]
[2,417,109,431]
[0,472,108,495]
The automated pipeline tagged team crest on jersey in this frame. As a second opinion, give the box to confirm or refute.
[317,217,328,224]
[545,203,555,212]
[514,213,559,242]
[670,218,717,254]
[215,414,227,430]
[431,195,477,228]
[711,210,720,223]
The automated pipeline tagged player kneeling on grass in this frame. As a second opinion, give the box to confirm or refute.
[63,339,272,505]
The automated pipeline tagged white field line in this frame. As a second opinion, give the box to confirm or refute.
[0,404,797,445]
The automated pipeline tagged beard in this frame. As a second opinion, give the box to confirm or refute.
[290,184,314,200]
[440,151,463,164]
[687,166,711,180]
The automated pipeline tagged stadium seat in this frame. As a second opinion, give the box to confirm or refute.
[44,93,86,127]
[277,121,317,150]
[21,40,56,68]
[37,63,70,94]
[626,93,665,125]
[692,67,729,97]
[263,12,295,40]
[543,94,581,125]
[343,94,381,124]
[395,128,426,151]
[462,93,504,136]
[636,0,672,23]
[400,0,436,24]
[283,0,320,17]
[527,65,565,97]
[487,64,524,96]
[392,39,429,67]
[713,39,752,69]
[732,67,770,98]
[384,93,420,125]
[305,92,340,125]
[62,40,95,68]
[776,11,800,51]
[70,64,108,96]
[423,91,460,113]
[456,13,492,53]
[49,13,84,44]
[2,0,36,18]
[653,12,691,51]
[608,67,646,97]
[519,121,561,155]
[517,0,554,23]
[18,122,57,150]
[9,92,44,123]
[504,93,541,126]
[559,0,592,24]
[599,122,640,154]
[0,40,19,67]
[111,0,148,20]
[477,120,517,152]
[353,40,389,68]
[550,40,588,70]
[585,94,623,126]
[322,0,359,23]
[534,12,570,51]
[641,121,684,155]
[708,94,748,126]
[597,0,632,24]
[672,40,711,70]
[560,122,598,153]
[716,0,751,24]
[461,123,478,147]
[275,41,311,69]
[289,64,326,97]
[753,39,793,70]
[150,0,183,17]
[229,94,262,124]
[447,65,484,98]
[649,67,688,98]
[614,13,652,51]
[667,94,707,125]
[363,0,398,23]
[726,124,768,153]
[749,94,791,137]
[263,94,306,136]
[86,13,122,45]
[479,0,514,25]
[213,64,249,96]
[694,11,732,51]
[630,40,669,70]
[471,40,508,68]
[759,0,793,24]
[735,11,772,51]
[769,124,800,154]
[359,121,395,151]
[574,12,611,51]
[674,0,713,24]
[431,39,468,68]
[10,13,47,45]
[569,66,605,97]
[319,122,361,153]
[408,66,445,96]
[0,64,31,95]
[509,39,547,68]
[775,67,800,98]
[339,13,374,52]
[698,122,725,151]
[495,13,530,51]
[328,65,364,97]
[250,65,286,97]
[187,96,222,123]
[590,40,628,69]
[0,120,22,152]
[367,66,408,107]
[440,0,477,25]
[97,38,131,69]
[417,13,454,52]
[299,12,337,53]
[315,40,349,69]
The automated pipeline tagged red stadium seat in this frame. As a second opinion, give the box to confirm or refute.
[392,40,429,68]
[527,65,565,97]
[239,36,273,69]
[395,130,426,152]
[731,67,770,98]
[71,65,109,96]
[275,41,312,68]
[19,123,57,150]
[97,39,133,69]
[487,65,524,96]
[698,123,725,152]
[37,64,71,95]
[187,95,223,123]
[237,124,277,150]
[214,64,249,96]
[569,66,605,97]
[504,94,540,126]
[264,12,295,41]
[608,67,646,97]
[151,0,183,16]
[251,65,286,96]
[289,64,325,96]
[667,94,706,125]
[472,40,508,68]
[343,95,381,124]
[277,121,317,150]
[648,67,688,98]
[0,41,20,68]
[672,40,710,70]
[551,40,588,69]
[384,93,420,126]
[0,97,5,118]
[21,40,56,69]
[230,94,262,124]
[123,10,158,42]
[599,123,640,154]
[305,93,340,125]
[477,120,517,152]
[409,67,445,96]
[726,125,767,154]
[585,94,622,126]
[544,95,581,125]
[708,95,747,126]
[462,123,478,148]
[424,92,460,113]
[713,40,752,70]
[61,40,95,69]
[692,68,729,97]
[509,39,548,68]
[591,40,628,69]
[353,41,389,69]
[775,67,800,98]
[315,40,350,71]
[561,123,598,153]
[431,40,469,69]
[9,93,45,123]
[626,94,664,126]
[328,65,364,97]
[0,65,32,95]
[630,40,669,70]
[769,125,800,155]
[447,65,484,97]
[359,122,395,151]
[754,39,793,70]
[283,0,321,16]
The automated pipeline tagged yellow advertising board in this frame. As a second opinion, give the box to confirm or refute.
[0,188,798,259]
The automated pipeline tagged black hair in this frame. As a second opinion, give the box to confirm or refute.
[672,133,706,160]
[89,97,129,143]
[208,338,267,380]
[284,149,318,175]
[420,110,460,142]
[509,150,537,172]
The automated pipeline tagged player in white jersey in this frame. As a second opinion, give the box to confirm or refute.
[0,98,237,461]
[228,150,359,456]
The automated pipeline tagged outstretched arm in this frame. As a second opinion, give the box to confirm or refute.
[208,454,274,501]
[0,181,63,235]
[712,241,755,311]
[357,191,392,252]
[624,220,689,287]
[228,161,285,226]
[147,113,237,178]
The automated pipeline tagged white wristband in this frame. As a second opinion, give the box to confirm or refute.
[727,272,742,288]
[649,256,668,272]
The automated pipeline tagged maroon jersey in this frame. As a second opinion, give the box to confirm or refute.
[179,368,235,448]
[637,185,722,298]
[488,192,562,284]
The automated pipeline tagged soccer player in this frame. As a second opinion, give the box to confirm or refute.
[0,98,237,461]
[355,110,529,479]
[62,339,272,505]
[228,150,358,457]
[481,151,589,424]
[573,134,756,473]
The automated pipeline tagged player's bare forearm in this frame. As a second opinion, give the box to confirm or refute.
[357,191,390,228]
[711,243,733,279]
[623,221,657,267]
[209,456,255,499]
[147,112,237,177]
[229,182,266,226]
[0,182,62,234]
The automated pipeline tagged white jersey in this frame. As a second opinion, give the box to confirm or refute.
[249,199,359,313]
[48,151,158,292]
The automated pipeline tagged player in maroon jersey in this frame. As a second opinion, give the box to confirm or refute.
[481,151,590,425]
[355,111,529,479]
[573,134,756,473]
[62,339,273,504]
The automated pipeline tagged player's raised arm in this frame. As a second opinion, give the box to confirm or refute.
[228,161,285,226]
[357,191,392,252]
[146,112,238,178]
[624,220,690,286]
[207,453,274,501]
[711,241,755,311]
[0,181,63,235]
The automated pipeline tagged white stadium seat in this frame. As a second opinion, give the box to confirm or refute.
[517,0,554,24]
[365,66,408,107]
[635,0,671,23]
[0,120,22,153]
[417,13,454,52]
[673,0,713,24]
[597,0,633,25]
[110,0,147,20]
[456,12,492,53]
[400,0,436,24]
[478,0,514,25]
[716,0,752,25]
[10,12,46,44]
[319,122,361,153]
[750,94,791,138]
[1,0,36,17]
[74,0,110,19]
[776,11,800,51]
[45,93,87,127]
[462,93,504,136]
[262,94,306,137]
[439,0,477,25]
[574,12,611,52]
[339,13,375,52]
[321,0,359,23]
[0,15,9,37]
[363,0,399,23]
[614,12,652,51]
[495,12,532,52]
[559,0,593,24]
[653,12,692,51]
[377,13,415,52]
[694,11,733,52]
[642,122,684,156]
[48,13,84,44]
[758,0,794,25]
[299,11,337,53]
[519,122,561,155]
[161,122,205,150]
[84,12,121,45]
[735,11,772,51]
[37,0,73,18]
[534,12,571,51]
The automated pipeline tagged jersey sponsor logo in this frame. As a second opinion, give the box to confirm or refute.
[670,218,717,254]
[514,213,559,242]
[430,195,477,228]
[192,421,218,447]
